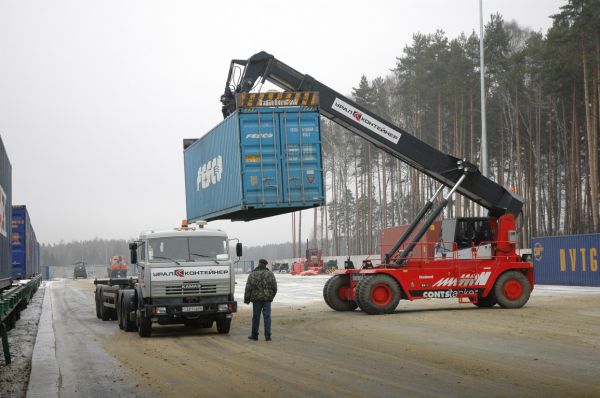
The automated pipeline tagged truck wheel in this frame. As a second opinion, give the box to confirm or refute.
[100,303,111,321]
[216,318,231,334]
[95,288,102,319]
[494,271,531,309]
[324,274,358,311]
[117,293,124,330]
[122,291,137,332]
[357,274,401,315]
[137,311,152,337]
[472,293,497,308]
[99,287,112,321]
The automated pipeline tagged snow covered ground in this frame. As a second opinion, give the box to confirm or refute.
[532,284,600,296]
[235,273,329,307]
[235,272,600,307]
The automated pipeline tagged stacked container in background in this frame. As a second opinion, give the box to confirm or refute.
[0,136,12,289]
[11,205,39,279]
[532,234,599,286]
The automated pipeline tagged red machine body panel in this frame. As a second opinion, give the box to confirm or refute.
[380,221,441,262]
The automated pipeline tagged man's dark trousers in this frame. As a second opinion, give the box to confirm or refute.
[251,301,271,338]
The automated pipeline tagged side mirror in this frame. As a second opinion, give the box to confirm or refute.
[236,242,243,257]
[129,242,138,265]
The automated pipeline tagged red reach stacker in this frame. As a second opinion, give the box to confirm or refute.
[220,51,533,314]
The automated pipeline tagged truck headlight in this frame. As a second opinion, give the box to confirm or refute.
[218,304,228,312]
[155,307,167,314]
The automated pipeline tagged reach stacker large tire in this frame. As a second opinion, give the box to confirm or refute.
[357,274,401,315]
[323,274,358,311]
[353,275,371,310]
[216,318,231,334]
[322,277,334,309]
[493,271,531,309]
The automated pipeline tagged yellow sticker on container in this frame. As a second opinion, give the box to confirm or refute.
[246,155,260,163]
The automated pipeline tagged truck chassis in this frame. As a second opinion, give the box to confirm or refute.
[94,277,236,337]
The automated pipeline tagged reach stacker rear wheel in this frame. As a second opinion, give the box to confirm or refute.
[323,274,358,311]
[493,271,531,309]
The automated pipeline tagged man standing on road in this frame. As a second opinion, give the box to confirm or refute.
[244,259,277,341]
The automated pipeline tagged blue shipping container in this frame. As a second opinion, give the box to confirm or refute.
[532,234,600,286]
[184,107,324,222]
[11,205,39,279]
[0,135,12,288]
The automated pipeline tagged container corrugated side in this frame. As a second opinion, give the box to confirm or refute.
[184,112,243,222]
[11,205,38,278]
[184,107,324,222]
[11,206,28,278]
[0,136,12,287]
[239,108,323,208]
[532,234,599,286]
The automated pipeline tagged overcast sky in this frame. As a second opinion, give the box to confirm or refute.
[0,0,563,246]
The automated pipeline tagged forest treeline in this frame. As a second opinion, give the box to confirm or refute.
[41,239,130,267]
[299,0,600,257]
[40,238,294,267]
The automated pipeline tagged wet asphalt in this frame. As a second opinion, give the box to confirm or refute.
[28,279,154,398]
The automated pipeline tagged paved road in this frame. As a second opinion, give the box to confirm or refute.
[38,279,154,398]
[31,277,600,398]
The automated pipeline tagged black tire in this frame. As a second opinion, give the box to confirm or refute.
[122,291,136,332]
[357,274,401,315]
[100,303,111,321]
[99,287,112,321]
[324,274,358,311]
[95,288,102,319]
[472,292,497,308]
[322,277,334,308]
[216,318,231,334]
[137,310,152,337]
[354,276,370,310]
[494,271,531,309]
[117,294,124,330]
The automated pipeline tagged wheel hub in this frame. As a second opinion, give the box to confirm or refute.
[337,285,349,300]
[503,279,523,300]
[371,284,392,306]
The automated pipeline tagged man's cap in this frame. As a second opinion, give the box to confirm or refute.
[258,259,268,265]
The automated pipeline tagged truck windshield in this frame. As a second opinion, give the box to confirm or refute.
[147,237,227,263]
